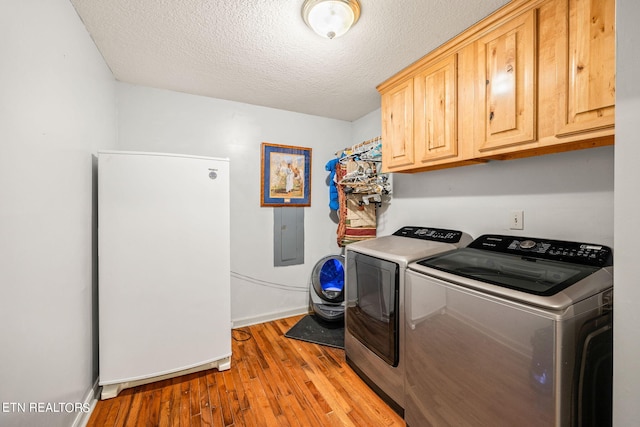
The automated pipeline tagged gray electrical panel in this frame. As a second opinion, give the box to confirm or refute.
[273,207,304,266]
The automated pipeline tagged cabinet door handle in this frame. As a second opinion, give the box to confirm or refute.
[489,111,495,121]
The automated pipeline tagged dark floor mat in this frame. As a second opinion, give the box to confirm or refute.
[285,314,344,349]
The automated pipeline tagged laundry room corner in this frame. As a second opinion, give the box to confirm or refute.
[114,83,351,326]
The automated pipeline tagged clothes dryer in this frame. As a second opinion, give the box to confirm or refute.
[344,226,472,415]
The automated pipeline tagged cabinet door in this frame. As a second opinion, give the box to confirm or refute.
[476,10,537,153]
[381,79,414,171]
[556,0,615,136]
[414,55,458,163]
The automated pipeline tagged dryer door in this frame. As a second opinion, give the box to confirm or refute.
[346,252,399,366]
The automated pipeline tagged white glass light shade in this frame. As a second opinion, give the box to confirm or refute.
[302,0,361,39]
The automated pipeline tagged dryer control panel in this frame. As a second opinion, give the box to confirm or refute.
[469,234,613,267]
[392,226,464,243]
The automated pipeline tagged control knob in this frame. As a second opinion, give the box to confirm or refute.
[519,240,537,250]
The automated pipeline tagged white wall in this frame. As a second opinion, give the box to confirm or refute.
[353,109,614,246]
[115,83,350,326]
[351,108,383,144]
[0,1,116,426]
[614,0,640,424]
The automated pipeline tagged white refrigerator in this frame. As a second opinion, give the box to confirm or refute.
[98,151,231,399]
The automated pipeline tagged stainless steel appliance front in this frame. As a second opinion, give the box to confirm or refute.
[405,234,613,426]
[344,226,472,415]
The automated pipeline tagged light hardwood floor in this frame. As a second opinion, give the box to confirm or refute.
[87,315,405,426]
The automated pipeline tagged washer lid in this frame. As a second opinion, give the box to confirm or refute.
[416,247,603,297]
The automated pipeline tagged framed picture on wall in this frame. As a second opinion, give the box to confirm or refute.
[260,142,312,207]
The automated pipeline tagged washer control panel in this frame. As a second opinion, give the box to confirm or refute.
[469,234,613,266]
[392,226,464,243]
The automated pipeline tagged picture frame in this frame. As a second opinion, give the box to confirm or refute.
[260,142,312,207]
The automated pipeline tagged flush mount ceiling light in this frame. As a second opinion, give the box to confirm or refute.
[302,0,361,39]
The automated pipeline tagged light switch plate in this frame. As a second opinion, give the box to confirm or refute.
[510,210,524,230]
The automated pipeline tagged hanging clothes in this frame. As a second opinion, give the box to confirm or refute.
[332,136,389,247]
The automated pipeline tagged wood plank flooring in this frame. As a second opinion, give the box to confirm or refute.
[87,315,405,427]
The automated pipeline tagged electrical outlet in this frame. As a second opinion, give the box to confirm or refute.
[510,210,524,230]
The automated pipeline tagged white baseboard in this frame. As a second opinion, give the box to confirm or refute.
[232,306,309,328]
[71,378,100,427]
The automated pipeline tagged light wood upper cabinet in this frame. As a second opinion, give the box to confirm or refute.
[476,10,537,153]
[381,79,414,171]
[377,0,615,173]
[556,0,615,136]
[414,55,458,163]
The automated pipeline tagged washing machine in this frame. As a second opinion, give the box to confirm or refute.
[344,226,472,415]
[405,234,613,426]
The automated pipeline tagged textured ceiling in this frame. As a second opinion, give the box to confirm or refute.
[70,0,510,122]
